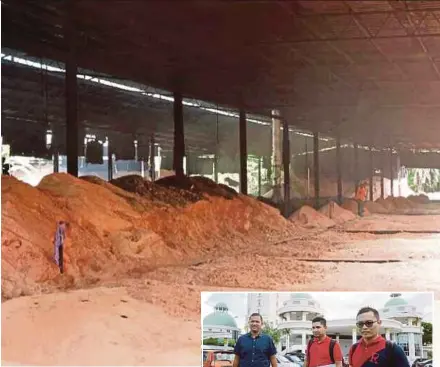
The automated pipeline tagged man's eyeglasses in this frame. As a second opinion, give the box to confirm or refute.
[356,320,377,328]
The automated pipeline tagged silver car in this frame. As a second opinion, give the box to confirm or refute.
[277,354,301,367]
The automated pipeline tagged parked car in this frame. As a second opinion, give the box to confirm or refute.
[202,349,235,367]
[284,353,304,367]
[416,359,433,367]
[277,353,301,367]
[286,351,305,362]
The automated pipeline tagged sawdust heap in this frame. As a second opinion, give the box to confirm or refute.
[156,175,238,199]
[2,173,294,300]
[341,199,371,216]
[318,201,356,224]
[364,201,389,214]
[110,174,200,207]
[375,197,395,210]
[407,194,430,204]
[289,205,336,228]
[386,196,418,210]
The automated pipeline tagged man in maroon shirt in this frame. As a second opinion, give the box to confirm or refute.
[349,307,409,367]
[307,317,343,367]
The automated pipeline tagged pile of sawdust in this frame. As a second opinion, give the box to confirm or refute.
[364,201,389,214]
[407,194,430,204]
[110,174,200,207]
[375,198,395,211]
[2,173,294,300]
[156,175,237,200]
[387,196,417,210]
[318,201,356,224]
[1,287,200,366]
[341,199,371,216]
[289,205,336,228]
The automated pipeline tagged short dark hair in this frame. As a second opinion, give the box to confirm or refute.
[249,313,263,323]
[312,316,327,327]
[357,307,380,320]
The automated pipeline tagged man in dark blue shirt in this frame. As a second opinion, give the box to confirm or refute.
[233,313,277,367]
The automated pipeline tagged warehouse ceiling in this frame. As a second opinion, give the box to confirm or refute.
[2,0,440,150]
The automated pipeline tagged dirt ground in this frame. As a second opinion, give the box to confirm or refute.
[2,174,440,366]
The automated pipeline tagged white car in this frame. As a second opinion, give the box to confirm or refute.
[277,354,301,367]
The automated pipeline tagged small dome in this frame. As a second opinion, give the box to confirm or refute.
[290,293,313,300]
[384,295,408,307]
[215,302,229,311]
[204,312,237,328]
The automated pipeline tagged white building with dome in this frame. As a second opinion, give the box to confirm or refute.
[203,302,241,342]
[247,293,427,364]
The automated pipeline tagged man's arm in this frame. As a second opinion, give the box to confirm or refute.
[233,337,241,367]
[269,354,278,367]
[334,341,343,367]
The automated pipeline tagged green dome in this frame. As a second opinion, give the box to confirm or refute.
[385,296,408,307]
[203,302,237,328]
[290,293,313,300]
[204,312,238,328]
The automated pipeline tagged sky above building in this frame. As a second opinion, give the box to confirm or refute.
[201,292,433,332]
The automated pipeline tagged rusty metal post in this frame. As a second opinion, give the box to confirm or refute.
[150,134,155,181]
[313,132,320,208]
[173,92,185,177]
[65,0,78,177]
[282,119,290,217]
[336,135,342,204]
[239,109,248,195]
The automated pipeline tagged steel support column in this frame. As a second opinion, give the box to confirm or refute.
[390,149,394,197]
[313,132,320,208]
[272,110,282,202]
[213,153,219,183]
[354,143,359,193]
[65,0,78,177]
[53,150,60,173]
[239,109,248,195]
[369,147,374,201]
[173,92,185,177]
[258,156,262,197]
[282,120,290,217]
[108,141,113,181]
[380,166,385,199]
[336,135,342,204]
[150,134,156,181]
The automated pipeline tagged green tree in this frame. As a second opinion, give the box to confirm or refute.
[262,324,282,344]
[422,322,432,344]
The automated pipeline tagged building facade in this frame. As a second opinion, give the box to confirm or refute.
[203,302,241,342]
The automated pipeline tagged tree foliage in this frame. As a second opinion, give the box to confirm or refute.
[408,168,440,193]
[262,325,282,344]
[422,322,432,345]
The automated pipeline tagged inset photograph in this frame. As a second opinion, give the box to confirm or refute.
[202,292,433,367]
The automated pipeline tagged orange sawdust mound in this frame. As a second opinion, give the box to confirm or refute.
[386,196,418,210]
[375,197,395,210]
[407,194,430,204]
[318,201,356,224]
[364,201,389,214]
[289,205,336,228]
[2,173,295,300]
[110,174,200,207]
[341,199,371,216]
[156,175,237,200]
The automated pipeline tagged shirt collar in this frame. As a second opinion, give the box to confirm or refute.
[361,335,383,347]
[313,335,328,344]
[247,332,262,339]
